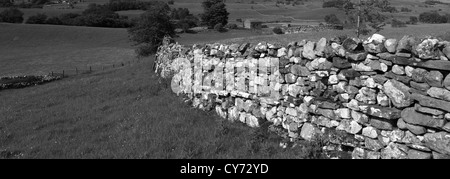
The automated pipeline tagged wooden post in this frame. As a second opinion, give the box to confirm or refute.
[51,71,53,76]
[90,66,92,72]
[113,64,115,68]
[62,70,65,78]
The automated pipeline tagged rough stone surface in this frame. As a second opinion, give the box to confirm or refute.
[365,137,385,151]
[427,87,450,102]
[444,73,450,91]
[411,93,450,113]
[362,126,379,139]
[383,80,412,108]
[365,105,401,120]
[384,39,398,53]
[408,149,432,159]
[423,132,450,155]
[381,142,408,159]
[401,107,445,128]
[410,81,430,91]
[300,123,317,141]
[425,71,443,87]
[370,118,394,130]
[392,65,405,75]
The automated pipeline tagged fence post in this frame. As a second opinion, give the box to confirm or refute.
[113,64,115,68]
[90,66,92,72]
[63,70,65,78]
[76,67,78,74]
[51,71,53,76]
[122,62,124,66]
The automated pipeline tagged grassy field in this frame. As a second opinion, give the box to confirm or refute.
[0,55,327,159]
[2,0,450,159]
[0,23,134,76]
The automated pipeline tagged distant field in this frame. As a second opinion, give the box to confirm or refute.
[0,23,134,76]
[216,23,450,45]
[0,23,268,76]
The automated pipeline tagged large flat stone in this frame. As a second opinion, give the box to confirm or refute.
[401,107,445,128]
[411,93,450,113]
[364,105,401,120]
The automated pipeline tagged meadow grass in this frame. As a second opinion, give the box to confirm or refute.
[0,57,326,159]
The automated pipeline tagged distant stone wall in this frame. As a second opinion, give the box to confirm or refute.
[283,24,344,34]
[155,34,450,159]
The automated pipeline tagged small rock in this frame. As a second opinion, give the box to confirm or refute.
[410,81,430,91]
[423,132,450,155]
[352,147,366,159]
[370,118,394,130]
[427,87,450,102]
[415,104,444,116]
[444,73,450,91]
[392,65,405,75]
[365,105,401,120]
[408,149,432,159]
[405,66,414,77]
[300,123,317,141]
[366,151,381,159]
[381,142,408,159]
[328,75,339,84]
[397,118,407,129]
[332,57,351,69]
[396,35,416,53]
[351,110,369,124]
[362,126,379,139]
[365,137,385,151]
[405,122,427,135]
[302,41,316,60]
[432,151,450,159]
[285,73,298,84]
[425,70,443,87]
[335,108,351,119]
[384,38,398,53]
[315,38,327,56]
[383,79,412,108]
[411,68,428,83]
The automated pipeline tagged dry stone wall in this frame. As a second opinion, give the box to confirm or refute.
[155,34,450,159]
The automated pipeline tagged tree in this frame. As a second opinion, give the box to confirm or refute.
[341,0,388,38]
[0,0,13,7]
[0,8,24,23]
[201,0,229,28]
[324,14,342,24]
[128,3,175,57]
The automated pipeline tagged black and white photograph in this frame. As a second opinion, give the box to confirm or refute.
[1,0,450,165]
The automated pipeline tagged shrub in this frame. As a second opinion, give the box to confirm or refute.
[400,7,412,12]
[272,27,283,34]
[391,18,407,28]
[168,0,174,5]
[45,16,63,25]
[214,23,226,32]
[0,8,24,23]
[419,11,447,23]
[26,13,48,24]
[224,23,238,29]
[408,16,418,25]
[324,14,342,25]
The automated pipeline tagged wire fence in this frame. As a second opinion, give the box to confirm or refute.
[47,57,148,78]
